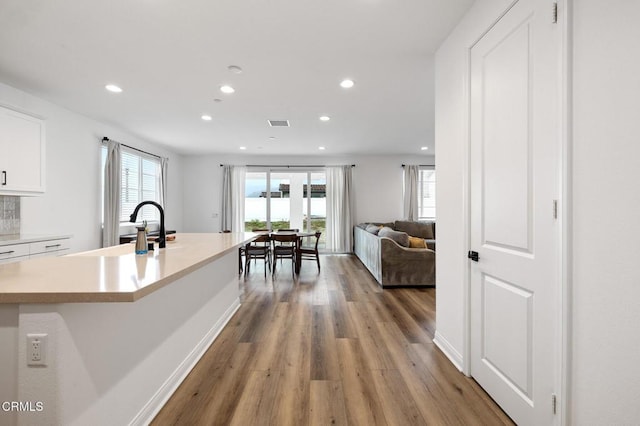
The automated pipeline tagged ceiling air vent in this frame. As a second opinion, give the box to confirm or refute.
[268,120,290,127]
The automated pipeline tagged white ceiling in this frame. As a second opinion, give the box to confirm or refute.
[0,0,473,156]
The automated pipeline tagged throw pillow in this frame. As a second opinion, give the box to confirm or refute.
[408,236,427,248]
[365,224,383,235]
[378,227,410,247]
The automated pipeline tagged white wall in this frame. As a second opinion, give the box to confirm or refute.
[434,0,513,368]
[436,0,640,422]
[571,0,640,423]
[0,82,184,253]
[181,153,434,234]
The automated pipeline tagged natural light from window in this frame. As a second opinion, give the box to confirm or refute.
[244,170,327,248]
[101,145,161,224]
[418,168,436,220]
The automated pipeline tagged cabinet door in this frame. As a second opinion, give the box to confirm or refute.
[0,106,46,195]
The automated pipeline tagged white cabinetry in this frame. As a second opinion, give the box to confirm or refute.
[0,105,46,195]
[0,243,30,264]
[0,237,70,264]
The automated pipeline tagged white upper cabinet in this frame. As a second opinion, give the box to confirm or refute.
[0,105,46,195]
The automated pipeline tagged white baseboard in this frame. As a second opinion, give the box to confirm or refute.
[433,330,463,372]
[130,298,241,426]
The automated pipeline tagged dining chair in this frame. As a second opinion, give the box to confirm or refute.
[244,230,271,277]
[270,233,298,276]
[274,228,299,251]
[299,231,322,271]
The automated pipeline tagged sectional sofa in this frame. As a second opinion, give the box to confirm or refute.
[353,220,436,288]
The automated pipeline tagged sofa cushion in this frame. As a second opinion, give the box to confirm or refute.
[408,236,427,248]
[425,239,436,251]
[365,224,383,235]
[394,220,434,240]
[378,227,410,247]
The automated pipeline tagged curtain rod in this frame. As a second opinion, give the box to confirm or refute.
[102,137,162,160]
[220,164,355,168]
[402,164,434,167]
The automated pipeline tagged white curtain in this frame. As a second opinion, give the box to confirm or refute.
[326,165,354,253]
[221,165,232,231]
[159,157,169,209]
[103,140,121,247]
[220,165,246,232]
[403,165,420,221]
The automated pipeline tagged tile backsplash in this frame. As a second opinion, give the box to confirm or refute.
[0,195,20,235]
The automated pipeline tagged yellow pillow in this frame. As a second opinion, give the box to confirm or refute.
[408,236,427,248]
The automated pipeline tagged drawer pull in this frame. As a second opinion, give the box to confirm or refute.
[1,171,6,186]
[0,250,15,255]
[45,244,62,249]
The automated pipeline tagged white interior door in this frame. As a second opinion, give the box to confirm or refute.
[469,0,560,424]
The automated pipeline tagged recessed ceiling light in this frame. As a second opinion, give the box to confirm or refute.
[421,146,429,151]
[201,115,212,121]
[220,85,235,94]
[340,79,355,89]
[105,84,123,93]
[239,146,247,150]
[319,116,331,122]
[318,146,326,150]
[227,65,243,74]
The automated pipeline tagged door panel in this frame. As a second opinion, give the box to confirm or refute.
[482,20,532,253]
[470,0,560,424]
[482,274,533,400]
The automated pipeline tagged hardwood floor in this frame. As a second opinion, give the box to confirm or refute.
[152,255,513,425]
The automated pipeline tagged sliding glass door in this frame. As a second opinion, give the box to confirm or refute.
[244,171,268,230]
[244,169,326,248]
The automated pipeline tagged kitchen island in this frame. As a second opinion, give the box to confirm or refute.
[0,233,255,426]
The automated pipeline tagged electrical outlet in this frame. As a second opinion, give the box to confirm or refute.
[27,334,47,366]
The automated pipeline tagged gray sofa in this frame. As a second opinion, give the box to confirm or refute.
[354,220,436,288]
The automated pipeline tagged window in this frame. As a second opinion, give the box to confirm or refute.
[101,145,161,223]
[418,167,436,220]
[244,170,326,248]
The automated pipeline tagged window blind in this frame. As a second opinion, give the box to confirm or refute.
[119,148,160,222]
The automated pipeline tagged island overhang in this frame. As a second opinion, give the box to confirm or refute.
[0,232,256,304]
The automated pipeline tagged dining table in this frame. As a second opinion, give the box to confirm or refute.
[266,231,316,274]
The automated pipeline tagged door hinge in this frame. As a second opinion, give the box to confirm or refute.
[553,200,558,219]
[552,393,557,414]
[552,2,558,23]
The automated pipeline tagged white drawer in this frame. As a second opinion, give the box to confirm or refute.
[29,250,68,259]
[0,243,30,260]
[30,238,71,255]
[0,255,28,265]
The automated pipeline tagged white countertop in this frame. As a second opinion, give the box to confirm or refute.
[0,232,255,304]
[0,233,72,246]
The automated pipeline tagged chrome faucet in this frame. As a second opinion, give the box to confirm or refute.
[129,201,166,249]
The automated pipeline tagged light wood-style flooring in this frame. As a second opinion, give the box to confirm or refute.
[152,255,513,425]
